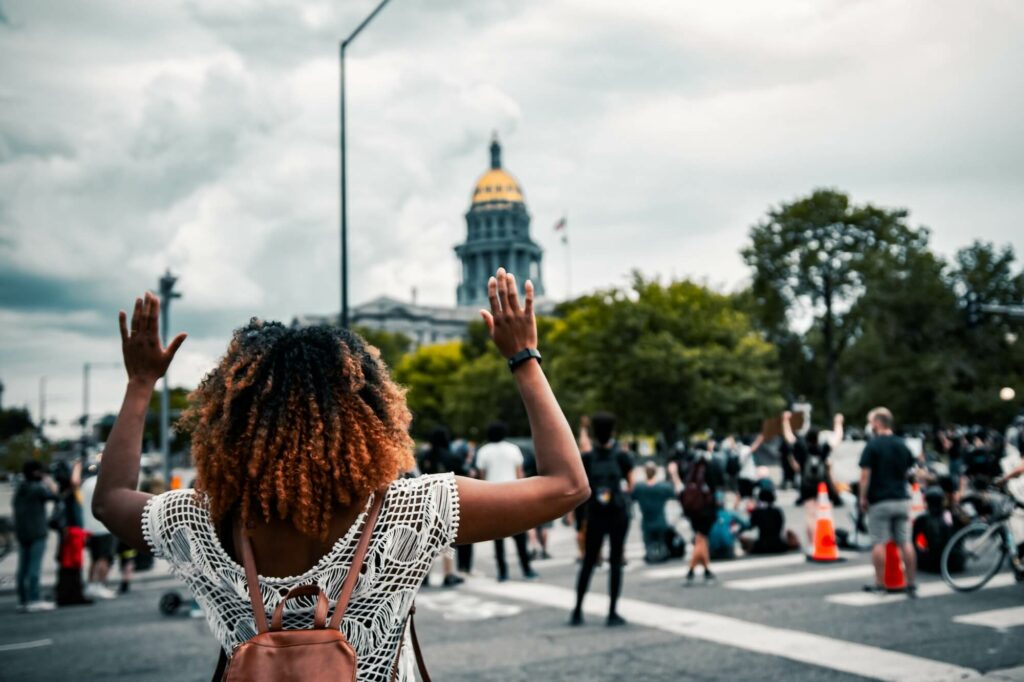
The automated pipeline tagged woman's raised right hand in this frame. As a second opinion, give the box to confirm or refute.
[480,267,537,359]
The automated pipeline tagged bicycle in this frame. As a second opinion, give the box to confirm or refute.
[940,485,1024,592]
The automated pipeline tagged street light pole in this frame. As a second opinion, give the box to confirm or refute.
[158,270,181,485]
[340,0,393,329]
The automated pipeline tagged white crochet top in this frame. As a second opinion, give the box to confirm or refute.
[142,473,460,681]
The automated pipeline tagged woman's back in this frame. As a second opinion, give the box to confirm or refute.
[145,474,459,681]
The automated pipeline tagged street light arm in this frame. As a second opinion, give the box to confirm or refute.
[342,0,392,48]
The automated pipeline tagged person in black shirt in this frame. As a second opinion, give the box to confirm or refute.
[570,412,634,627]
[782,411,843,547]
[859,407,918,596]
[740,488,800,554]
[417,427,465,587]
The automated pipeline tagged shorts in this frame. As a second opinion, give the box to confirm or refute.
[87,533,116,563]
[737,478,755,498]
[686,509,716,537]
[867,499,910,546]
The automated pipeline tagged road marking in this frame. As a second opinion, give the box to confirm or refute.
[643,553,810,580]
[953,606,1024,630]
[462,578,979,681]
[826,573,1016,606]
[725,564,873,591]
[415,592,522,621]
[0,638,53,652]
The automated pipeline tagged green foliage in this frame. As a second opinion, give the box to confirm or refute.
[393,342,464,439]
[354,326,412,371]
[548,274,784,440]
[1,431,53,473]
[743,188,932,415]
[0,407,35,441]
[743,188,1024,429]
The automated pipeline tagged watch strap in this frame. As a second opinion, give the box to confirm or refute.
[508,348,542,372]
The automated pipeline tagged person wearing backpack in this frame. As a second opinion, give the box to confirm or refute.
[91,269,590,681]
[570,412,634,627]
[679,444,724,585]
[782,411,844,547]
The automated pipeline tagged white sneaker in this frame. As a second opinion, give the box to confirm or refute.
[90,584,117,600]
[25,601,56,613]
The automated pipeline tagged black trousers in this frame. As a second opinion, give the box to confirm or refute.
[456,543,473,573]
[494,533,531,579]
[575,507,629,616]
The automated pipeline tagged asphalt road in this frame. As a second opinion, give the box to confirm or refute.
[2,488,1023,682]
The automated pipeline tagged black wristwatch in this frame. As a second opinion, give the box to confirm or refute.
[508,347,542,372]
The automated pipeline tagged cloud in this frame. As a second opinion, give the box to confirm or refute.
[1,0,1023,433]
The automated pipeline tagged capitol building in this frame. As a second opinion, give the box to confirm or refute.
[294,136,549,346]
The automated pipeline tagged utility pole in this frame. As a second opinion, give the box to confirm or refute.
[38,377,46,439]
[340,0,394,328]
[81,363,90,461]
[158,270,181,485]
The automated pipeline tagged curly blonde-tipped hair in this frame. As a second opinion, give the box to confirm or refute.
[182,319,414,539]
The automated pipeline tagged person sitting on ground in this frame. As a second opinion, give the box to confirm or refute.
[912,486,961,574]
[740,488,801,555]
[708,506,748,560]
[632,462,678,563]
[92,269,589,680]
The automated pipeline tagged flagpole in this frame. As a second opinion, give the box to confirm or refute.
[564,212,571,300]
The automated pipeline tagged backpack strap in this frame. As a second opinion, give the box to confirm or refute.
[408,605,431,682]
[238,527,270,634]
[329,489,386,630]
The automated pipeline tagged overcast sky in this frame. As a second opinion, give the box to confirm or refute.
[1,0,1022,437]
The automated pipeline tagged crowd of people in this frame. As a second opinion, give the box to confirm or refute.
[11,458,163,613]
[5,269,1022,680]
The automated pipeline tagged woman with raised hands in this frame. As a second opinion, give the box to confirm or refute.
[92,268,588,680]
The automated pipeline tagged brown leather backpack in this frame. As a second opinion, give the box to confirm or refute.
[216,491,431,681]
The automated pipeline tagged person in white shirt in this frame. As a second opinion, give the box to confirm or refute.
[80,467,117,600]
[476,422,538,582]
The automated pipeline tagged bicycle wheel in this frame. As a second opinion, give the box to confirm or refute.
[941,522,1006,592]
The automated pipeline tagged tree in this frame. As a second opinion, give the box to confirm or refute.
[393,342,465,439]
[2,431,53,474]
[0,407,35,441]
[742,189,929,415]
[354,326,412,371]
[839,247,960,426]
[943,241,1024,425]
[548,274,783,444]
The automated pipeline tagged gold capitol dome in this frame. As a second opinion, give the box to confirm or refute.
[471,134,524,205]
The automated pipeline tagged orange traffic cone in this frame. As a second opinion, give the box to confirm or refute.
[910,483,925,519]
[883,541,906,592]
[170,474,182,490]
[809,482,841,562]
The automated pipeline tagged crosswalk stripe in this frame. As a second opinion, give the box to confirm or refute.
[643,553,810,580]
[462,577,980,681]
[725,564,873,591]
[953,606,1024,629]
[826,573,1016,606]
